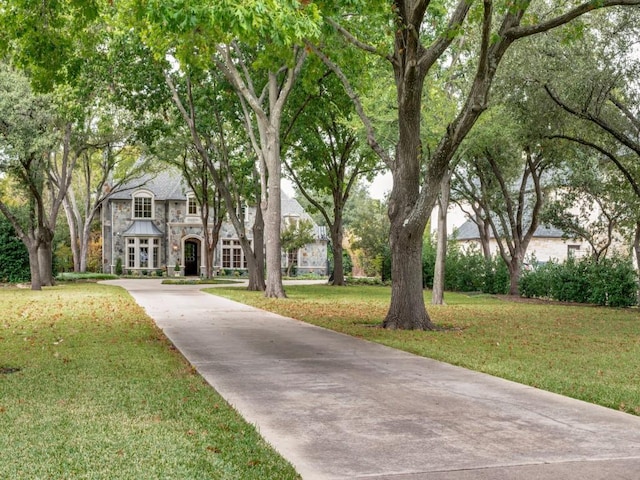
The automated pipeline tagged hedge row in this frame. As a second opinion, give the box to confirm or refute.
[422,243,510,294]
[0,217,30,283]
[519,256,638,307]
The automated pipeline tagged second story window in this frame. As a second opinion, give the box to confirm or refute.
[132,191,154,219]
[187,195,199,215]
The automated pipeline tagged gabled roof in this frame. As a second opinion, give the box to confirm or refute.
[109,167,321,230]
[454,219,565,241]
[110,168,188,201]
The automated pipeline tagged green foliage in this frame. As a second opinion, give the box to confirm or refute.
[53,242,73,274]
[327,248,353,276]
[0,216,29,283]
[422,241,508,294]
[520,256,638,307]
[115,257,123,276]
[281,219,315,253]
[346,276,388,286]
[0,0,101,92]
[342,250,353,276]
[348,191,389,277]
[588,257,638,307]
[56,272,118,281]
[124,0,321,67]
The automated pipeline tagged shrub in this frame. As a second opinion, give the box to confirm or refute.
[0,217,29,283]
[115,257,123,276]
[445,245,485,292]
[587,256,637,307]
[519,261,554,299]
[482,258,510,295]
[520,256,638,307]
[551,257,590,303]
[421,240,509,294]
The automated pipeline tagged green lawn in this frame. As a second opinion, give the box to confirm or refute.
[209,285,640,416]
[0,284,299,480]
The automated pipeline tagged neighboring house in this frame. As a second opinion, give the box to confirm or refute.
[101,169,328,276]
[453,219,587,264]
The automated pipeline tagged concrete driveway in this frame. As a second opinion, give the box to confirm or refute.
[104,279,640,479]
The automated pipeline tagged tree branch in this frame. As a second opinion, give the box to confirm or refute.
[325,17,394,63]
[550,134,640,198]
[417,0,473,72]
[609,93,640,133]
[305,40,393,168]
[507,0,640,40]
[546,84,640,157]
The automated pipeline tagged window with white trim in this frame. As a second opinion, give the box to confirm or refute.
[222,239,247,269]
[132,191,154,219]
[127,237,161,269]
[187,194,199,216]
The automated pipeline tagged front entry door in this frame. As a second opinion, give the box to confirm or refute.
[184,240,199,276]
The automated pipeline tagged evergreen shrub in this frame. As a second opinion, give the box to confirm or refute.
[520,256,638,307]
[0,217,29,283]
[422,240,509,294]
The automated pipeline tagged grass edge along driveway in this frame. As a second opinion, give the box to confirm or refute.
[209,284,640,416]
[0,283,299,480]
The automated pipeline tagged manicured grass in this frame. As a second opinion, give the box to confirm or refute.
[0,284,299,480]
[56,272,119,281]
[162,278,242,285]
[208,285,640,415]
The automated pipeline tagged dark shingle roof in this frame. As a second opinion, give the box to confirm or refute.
[110,168,187,201]
[110,168,316,221]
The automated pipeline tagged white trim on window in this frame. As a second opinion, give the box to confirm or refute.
[221,239,247,269]
[126,237,161,269]
[131,190,155,219]
[187,194,200,216]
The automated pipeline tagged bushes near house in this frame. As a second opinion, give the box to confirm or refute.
[0,217,29,283]
[339,234,636,307]
[56,272,118,281]
[422,241,509,295]
[115,257,123,275]
[520,256,638,307]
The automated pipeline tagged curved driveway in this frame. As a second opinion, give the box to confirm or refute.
[105,279,640,480]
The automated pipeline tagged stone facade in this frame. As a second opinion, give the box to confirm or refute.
[101,169,328,276]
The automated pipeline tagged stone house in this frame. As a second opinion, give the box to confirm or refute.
[452,219,587,264]
[101,169,328,276]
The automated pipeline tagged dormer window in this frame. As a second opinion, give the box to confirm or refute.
[132,191,154,219]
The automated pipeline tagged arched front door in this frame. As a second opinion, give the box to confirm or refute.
[184,239,200,276]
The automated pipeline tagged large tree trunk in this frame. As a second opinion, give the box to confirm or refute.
[202,225,212,279]
[432,176,450,305]
[478,217,492,260]
[383,19,437,330]
[634,222,640,271]
[62,197,82,272]
[205,217,223,279]
[329,219,345,286]
[263,133,286,298]
[38,237,54,286]
[79,219,94,273]
[634,221,640,304]
[507,250,525,296]
[27,244,42,291]
[384,218,434,329]
[383,70,435,328]
[248,203,266,291]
